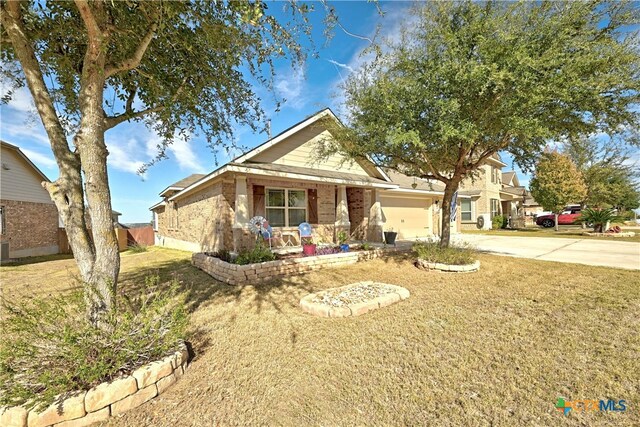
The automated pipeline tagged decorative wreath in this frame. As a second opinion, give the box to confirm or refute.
[248,216,268,235]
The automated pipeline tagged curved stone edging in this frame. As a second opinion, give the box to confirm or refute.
[0,343,190,427]
[583,231,635,238]
[414,259,480,272]
[300,282,410,318]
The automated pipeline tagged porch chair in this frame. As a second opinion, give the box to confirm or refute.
[298,222,312,245]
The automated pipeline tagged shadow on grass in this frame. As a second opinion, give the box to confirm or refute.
[0,253,75,267]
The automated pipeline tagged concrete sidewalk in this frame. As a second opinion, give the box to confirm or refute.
[453,234,640,270]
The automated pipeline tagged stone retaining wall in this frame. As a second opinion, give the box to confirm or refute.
[0,344,189,427]
[193,247,409,285]
[414,259,481,272]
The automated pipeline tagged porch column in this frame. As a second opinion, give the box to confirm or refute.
[335,185,350,242]
[233,175,249,252]
[367,189,384,242]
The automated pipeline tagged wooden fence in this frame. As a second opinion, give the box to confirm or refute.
[126,226,154,246]
[58,228,129,254]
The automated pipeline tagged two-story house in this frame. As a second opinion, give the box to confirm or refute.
[0,141,59,259]
[457,157,526,229]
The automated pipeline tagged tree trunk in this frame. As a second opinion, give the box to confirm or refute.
[439,180,460,248]
[554,213,559,232]
[74,20,120,327]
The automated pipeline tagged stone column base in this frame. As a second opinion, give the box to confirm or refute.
[367,224,384,243]
[233,227,254,253]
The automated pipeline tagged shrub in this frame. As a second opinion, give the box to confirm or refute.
[337,231,348,244]
[579,208,620,232]
[128,243,148,253]
[235,242,276,265]
[360,242,374,251]
[315,246,341,256]
[0,276,187,409]
[492,215,506,229]
[212,248,233,263]
[412,241,476,265]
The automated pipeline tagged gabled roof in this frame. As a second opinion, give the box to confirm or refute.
[232,108,391,182]
[159,173,206,196]
[1,140,50,183]
[232,108,339,164]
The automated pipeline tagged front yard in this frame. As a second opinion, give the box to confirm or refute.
[2,247,639,426]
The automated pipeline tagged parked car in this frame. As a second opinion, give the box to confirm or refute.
[535,206,582,228]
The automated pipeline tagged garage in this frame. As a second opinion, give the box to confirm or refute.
[380,194,433,239]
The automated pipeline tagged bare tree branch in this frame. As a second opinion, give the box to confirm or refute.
[74,0,102,43]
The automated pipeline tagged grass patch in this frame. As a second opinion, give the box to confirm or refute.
[128,243,149,253]
[1,247,638,425]
[0,276,187,409]
[412,240,476,265]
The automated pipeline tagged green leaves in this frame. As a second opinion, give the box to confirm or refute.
[326,0,639,181]
[529,151,587,213]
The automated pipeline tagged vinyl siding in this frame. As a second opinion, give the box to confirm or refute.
[249,126,371,176]
[0,147,53,204]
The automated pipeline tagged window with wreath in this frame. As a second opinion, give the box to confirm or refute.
[461,199,473,221]
[266,189,307,227]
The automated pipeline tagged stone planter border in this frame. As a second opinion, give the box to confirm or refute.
[300,282,410,318]
[415,259,480,273]
[192,246,410,286]
[0,344,189,427]
[582,231,635,238]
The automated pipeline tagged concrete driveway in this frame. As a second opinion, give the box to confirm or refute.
[454,234,640,270]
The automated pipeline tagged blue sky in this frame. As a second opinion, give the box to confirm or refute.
[1,1,636,222]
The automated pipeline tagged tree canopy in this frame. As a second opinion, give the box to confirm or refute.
[321,0,639,246]
[564,137,640,211]
[0,0,317,325]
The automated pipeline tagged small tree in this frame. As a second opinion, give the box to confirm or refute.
[321,0,639,247]
[0,1,317,326]
[529,152,587,231]
[564,137,640,211]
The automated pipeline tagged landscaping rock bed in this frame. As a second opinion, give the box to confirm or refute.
[300,281,410,317]
[414,259,480,272]
[193,246,410,285]
[0,344,189,427]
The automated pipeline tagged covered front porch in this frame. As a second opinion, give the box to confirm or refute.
[228,163,397,252]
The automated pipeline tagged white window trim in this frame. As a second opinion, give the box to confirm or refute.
[265,188,308,228]
[153,211,158,232]
[461,199,474,222]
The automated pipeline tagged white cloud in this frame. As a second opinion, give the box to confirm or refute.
[0,84,36,114]
[0,115,50,145]
[275,66,307,109]
[168,131,205,172]
[20,147,56,169]
[106,136,148,179]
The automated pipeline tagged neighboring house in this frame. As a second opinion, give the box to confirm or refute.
[0,141,59,259]
[457,158,527,229]
[150,109,462,253]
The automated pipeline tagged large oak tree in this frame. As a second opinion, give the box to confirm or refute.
[322,0,639,247]
[0,1,317,326]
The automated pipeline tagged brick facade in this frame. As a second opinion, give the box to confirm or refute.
[0,199,59,258]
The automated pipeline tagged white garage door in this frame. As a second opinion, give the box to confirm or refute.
[380,195,432,239]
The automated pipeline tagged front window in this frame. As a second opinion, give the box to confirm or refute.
[490,199,500,218]
[0,206,5,235]
[266,188,307,227]
[461,199,473,221]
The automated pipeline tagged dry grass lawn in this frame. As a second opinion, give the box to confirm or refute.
[1,247,639,426]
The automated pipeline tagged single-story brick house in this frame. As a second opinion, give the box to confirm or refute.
[150,109,467,253]
[1,141,59,259]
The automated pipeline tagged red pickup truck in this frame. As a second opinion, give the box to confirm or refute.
[535,206,582,228]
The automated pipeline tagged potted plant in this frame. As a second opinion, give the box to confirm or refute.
[301,236,316,256]
[337,231,349,252]
[383,228,398,246]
